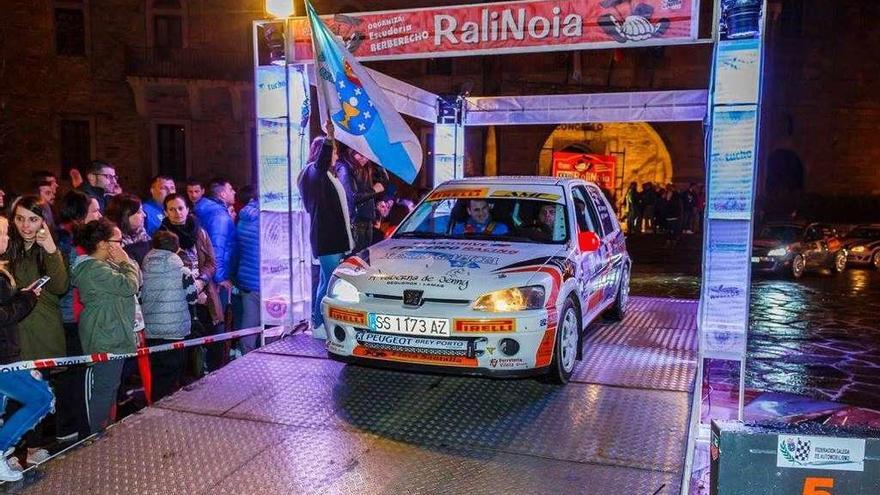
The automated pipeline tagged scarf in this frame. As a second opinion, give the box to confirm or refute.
[122,227,151,247]
[159,216,199,250]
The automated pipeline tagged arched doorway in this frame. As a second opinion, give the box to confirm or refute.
[538,122,673,202]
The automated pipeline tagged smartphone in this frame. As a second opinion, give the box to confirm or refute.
[29,276,51,291]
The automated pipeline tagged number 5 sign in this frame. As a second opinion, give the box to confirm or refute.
[803,477,834,495]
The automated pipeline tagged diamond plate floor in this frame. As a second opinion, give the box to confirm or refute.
[11,296,696,495]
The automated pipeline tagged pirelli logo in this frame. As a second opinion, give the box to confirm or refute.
[328,307,367,326]
[454,319,516,333]
[427,188,488,200]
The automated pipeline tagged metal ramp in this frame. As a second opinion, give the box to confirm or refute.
[16,296,697,495]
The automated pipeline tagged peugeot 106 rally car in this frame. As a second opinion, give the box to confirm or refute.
[321,177,631,383]
[751,222,847,278]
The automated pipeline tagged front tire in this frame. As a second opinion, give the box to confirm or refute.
[872,251,880,270]
[548,298,580,384]
[791,254,806,278]
[832,252,847,273]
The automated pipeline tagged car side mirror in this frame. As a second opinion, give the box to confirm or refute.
[577,231,601,252]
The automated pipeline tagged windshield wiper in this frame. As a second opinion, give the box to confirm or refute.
[461,233,535,243]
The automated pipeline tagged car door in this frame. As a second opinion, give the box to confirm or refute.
[802,225,826,267]
[571,185,610,320]
[585,184,626,298]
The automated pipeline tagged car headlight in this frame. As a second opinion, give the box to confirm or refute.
[767,247,788,257]
[472,286,545,312]
[328,276,360,303]
[851,245,866,253]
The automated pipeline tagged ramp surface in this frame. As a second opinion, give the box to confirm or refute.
[14,297,697,495]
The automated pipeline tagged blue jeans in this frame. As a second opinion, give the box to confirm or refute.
[313,253,344,328]
[0,370,54,451]
[236,290,261,354]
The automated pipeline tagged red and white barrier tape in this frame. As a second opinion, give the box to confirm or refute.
[0,326,277,373]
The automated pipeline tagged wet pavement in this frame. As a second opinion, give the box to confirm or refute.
[626,233,880,411]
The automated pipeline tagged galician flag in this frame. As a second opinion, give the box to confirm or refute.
[306,2,422,184]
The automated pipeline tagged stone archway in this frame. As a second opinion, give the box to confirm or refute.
[538,122,674,197]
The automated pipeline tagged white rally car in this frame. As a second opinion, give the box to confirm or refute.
[322,177,631,383]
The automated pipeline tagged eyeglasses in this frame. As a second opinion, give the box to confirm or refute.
[95,173,119,181]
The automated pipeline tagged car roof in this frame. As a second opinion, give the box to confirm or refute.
[442,176,592,187]
[762,222,807,228]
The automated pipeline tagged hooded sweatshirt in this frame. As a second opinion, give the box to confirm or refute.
[70,255,140,354]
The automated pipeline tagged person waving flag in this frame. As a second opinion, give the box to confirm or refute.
[306,2,423,184]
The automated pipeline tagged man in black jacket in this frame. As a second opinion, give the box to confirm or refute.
[77,160,117,212]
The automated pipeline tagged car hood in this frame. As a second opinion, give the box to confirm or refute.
[842,238,880,249]
[753,238,786,249]
[335,238,568,300]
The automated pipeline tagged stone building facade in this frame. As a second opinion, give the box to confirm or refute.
[1,0,878,202]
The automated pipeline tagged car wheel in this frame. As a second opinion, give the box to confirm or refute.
[604,262,630,322]
[548,298,580,384]
[873,251,880,270]
[832,252,847,273]
[791,254,806,278]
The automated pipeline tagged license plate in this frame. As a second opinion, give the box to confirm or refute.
[368,314,450,337]
[751,257,760,263]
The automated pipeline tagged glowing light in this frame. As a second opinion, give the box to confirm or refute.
[265,0,294,18]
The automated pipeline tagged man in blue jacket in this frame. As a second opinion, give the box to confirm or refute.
[194,178,238,312]
[143,175,176,236]
[235,196,260,353]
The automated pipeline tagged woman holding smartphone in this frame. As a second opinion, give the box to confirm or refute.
[5,196,69,361]
[3,196,69,464]
[0,216,55,482]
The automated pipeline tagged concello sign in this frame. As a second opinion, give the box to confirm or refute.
[289,0,700,62]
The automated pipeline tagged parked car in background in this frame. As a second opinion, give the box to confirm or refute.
[751,222,847,278]
[841,224,880,269]
[322,177,631,383]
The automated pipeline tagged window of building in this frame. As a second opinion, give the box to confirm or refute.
[55,8,86,56]
[154,15,183,53]
[426,58,453,76]
[156,124,187,179]
[60,119,92,177]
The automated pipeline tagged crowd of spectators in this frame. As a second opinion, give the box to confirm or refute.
[0,162,262,480]
[0,147,417,480]
[624,181,704,245]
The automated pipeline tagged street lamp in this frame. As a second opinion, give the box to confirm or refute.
[265,0,294,18]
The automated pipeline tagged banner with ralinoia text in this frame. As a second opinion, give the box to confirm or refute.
[289,0,699,62]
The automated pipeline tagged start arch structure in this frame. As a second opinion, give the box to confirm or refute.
[252,1,769,492]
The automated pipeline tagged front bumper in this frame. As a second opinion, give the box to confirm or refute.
[846,251,873,264]
[322,297,554,376]
[750,255,791,273]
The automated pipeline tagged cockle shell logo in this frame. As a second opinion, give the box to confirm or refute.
[598,0,671,43]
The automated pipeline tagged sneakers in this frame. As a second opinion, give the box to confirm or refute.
[0,456,22,482]
[311,323,327,340]
[26,448,50,466]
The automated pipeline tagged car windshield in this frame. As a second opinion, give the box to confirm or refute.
[758,225,802,243]
[395,197,568,244]
[846,228,880,239]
